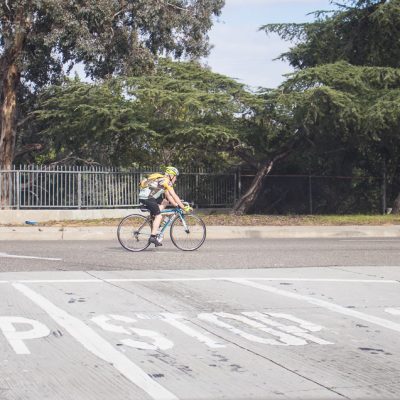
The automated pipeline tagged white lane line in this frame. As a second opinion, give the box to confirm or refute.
[18,279,101,283]
[0,252,61,261]
[228,279,400,335]
[14,277,400,284]
[340,240,400,242]
[13,283,178,400]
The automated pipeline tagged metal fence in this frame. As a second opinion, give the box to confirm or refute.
[0,165,236,209]
[0,165,389,213]
[240,173,387,215]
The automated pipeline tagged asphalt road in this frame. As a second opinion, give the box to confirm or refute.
[1,238,400,400]
[0,237,400,272]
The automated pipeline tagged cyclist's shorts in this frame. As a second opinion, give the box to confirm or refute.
[140,197,163,216]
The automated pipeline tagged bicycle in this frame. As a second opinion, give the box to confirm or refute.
[117,202,206,252]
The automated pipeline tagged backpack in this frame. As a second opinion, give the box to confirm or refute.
[139,173,164,189]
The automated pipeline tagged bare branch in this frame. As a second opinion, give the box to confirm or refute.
[49,155,101,166]
[112,4,129,20]
[162,1,192,13]
[14,143,43,158]
[16,114,33,128]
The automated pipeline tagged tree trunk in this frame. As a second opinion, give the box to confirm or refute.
[0,62,20,169]
[232,148,293,215]
[0,7,28,207]
[0,60,21,208]
[232,160,273,215]
[392,193,400,214]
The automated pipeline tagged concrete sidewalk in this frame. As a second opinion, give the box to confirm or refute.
[1,225,400,240]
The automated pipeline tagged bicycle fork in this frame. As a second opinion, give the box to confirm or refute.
[178,214,190,234]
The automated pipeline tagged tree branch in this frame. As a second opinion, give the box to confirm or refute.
[163,1,191,12]
[49,155,101,166]
[14,143,43,158]
[16,114,33,128]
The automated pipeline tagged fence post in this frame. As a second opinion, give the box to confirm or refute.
[233,170,237,204]
[382,158,387,215]
[308,174,313,215]
[16,170,20,209]
[195,173,199,207]
[78,172,82,209]
[237,167,242,200]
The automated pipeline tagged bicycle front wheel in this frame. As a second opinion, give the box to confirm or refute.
[117,214,151,252]
[170,214,206,251]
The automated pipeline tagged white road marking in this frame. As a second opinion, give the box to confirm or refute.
[161,313,226,349]
[0,252,61,261]
[228,279,400,335]
[340,240,400,242]
[17,279,101,284]
[0,316,50,354]
[91,312,330,348]
[14,277,400,284]
[13,283,178,400]
[198,312,303,346]
[242,312,333,345]
[385,308,400,315]
[92,314,174,351]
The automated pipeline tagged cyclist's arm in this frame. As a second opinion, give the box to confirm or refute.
[164,187,185,209]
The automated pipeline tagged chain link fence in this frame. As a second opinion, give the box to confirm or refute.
[240,174,387,214]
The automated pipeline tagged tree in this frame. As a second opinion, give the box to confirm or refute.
[261,0,400,69]
[0,0,225,170]
[33,59,258,168]
[229,88,302,214]
[34,59,304,214]
[263,62,400,213]
[260,0,400,214]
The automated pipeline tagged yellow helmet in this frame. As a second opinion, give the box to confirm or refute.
[165,166,179,176]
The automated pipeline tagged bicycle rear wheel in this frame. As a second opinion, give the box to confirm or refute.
[170,214,206,251]
[117,214,151,252]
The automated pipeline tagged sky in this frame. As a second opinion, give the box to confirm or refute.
[205,0,335,89]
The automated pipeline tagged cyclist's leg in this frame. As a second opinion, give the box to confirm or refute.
[151,197,166,234]
[159,195,170,211]
[141,198,162,235]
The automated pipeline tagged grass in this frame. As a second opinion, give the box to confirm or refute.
[4,213,400,227]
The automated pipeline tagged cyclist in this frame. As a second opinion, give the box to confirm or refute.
[139,166,192,246]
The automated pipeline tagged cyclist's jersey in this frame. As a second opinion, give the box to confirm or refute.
[139,173,173,200]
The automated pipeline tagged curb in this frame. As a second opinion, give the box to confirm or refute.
[1,225,400,241]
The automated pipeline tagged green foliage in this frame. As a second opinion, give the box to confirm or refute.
[262,61,400,212]
[33,60,261,168]
[274,61,400,155]
[1,0,225,166]
[261,0,400,69]
[1,0,225,86]
[259,0,400,212]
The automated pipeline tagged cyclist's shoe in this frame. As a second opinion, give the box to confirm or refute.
[149,235,163,247]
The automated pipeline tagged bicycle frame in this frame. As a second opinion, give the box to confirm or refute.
[158,207,188,237]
